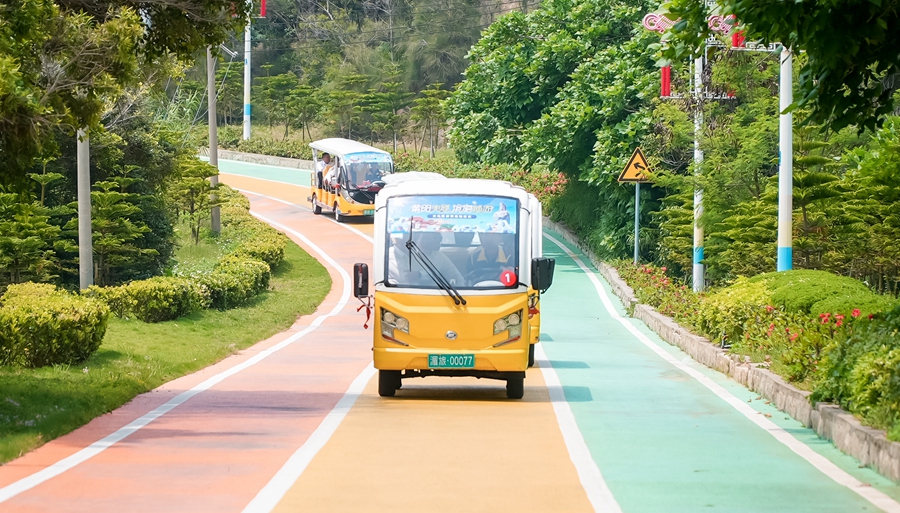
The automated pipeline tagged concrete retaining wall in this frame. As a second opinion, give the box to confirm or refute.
[201,148,314,170]
[543,216,900,483]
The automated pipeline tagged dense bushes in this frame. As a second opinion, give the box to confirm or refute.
[216,126,313,160]
[814,306,900,440]
[392,153,567,205]
[0,283,109,367]
[90,277,208,323]
[94,184,288,320]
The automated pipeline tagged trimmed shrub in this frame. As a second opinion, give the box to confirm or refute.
[749,270,888,314]
[0,283,109,367]
[86,284,138,318]
[233,229,287,269]
[122,277,208,322]
[201,256,271,310]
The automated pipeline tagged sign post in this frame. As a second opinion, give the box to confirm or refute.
[618,148,652,264]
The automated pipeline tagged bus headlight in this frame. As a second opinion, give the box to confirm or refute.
[381,308,409,334]
[493,310,523,334]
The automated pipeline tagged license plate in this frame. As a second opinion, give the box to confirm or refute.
[428,354,474,369]
[364,209,374,215]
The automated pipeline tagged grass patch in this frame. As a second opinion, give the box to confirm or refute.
[0,239,330,464]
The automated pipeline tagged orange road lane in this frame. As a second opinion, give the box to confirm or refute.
[219,173,376,240]
[271,372,594,513]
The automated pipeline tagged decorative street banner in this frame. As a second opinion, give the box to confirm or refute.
[386,195,518,234]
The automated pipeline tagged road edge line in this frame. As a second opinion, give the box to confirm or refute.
[535,344,623,513]
[543,231,900,513]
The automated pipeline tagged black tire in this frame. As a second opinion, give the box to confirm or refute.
[528,344,535,368]
[334,203,346,223]
[506,376,524,399]
[312,195,322,215]
[378,370,400,397]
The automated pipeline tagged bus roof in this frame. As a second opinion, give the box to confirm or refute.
[377,177,529,203]
[309,138,391,158]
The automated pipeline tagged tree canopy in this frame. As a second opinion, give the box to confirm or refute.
[659,0,900,132]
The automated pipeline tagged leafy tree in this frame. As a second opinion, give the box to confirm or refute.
[411,83,449,156]
[366,65,414,152]
[171,158,220,245]
[292,85,324,141]
[0,195,62,284]
[255,72,301,139]
[659,0,900,131]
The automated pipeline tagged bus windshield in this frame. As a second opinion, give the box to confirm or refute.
[344,152,393,189]
[384,194,520,289]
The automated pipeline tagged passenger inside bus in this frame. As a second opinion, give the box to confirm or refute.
[387,231,465,287]
[324,158,341,190]
[467,232,514,285]
[315,153,331,189]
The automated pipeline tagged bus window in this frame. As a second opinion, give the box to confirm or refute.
[384,194,519,289]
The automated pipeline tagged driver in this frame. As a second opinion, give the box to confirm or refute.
[388,231,465,287]
[467,232,514,285]
[365,163,383,183]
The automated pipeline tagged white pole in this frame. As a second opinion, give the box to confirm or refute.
[692,55,705,292]
[634,182,640,264]
[208,47,221,234]
[243,20,252,140]
[77,129,93,289]
[777,48,793,271]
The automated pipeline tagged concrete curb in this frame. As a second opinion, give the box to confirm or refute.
[201,148,314,170]
[543,216,900,483]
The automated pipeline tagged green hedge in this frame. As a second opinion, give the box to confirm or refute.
[91,277,209,323]
[202,255,271,310]
[0,283,109,367]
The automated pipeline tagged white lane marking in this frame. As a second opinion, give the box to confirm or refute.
[238,188,374,244]
[535,344,623,513]
[543,232,900,513]
[241,364,376,513]
[0,209,354,505]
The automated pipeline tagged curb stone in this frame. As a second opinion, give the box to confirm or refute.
[200,148,314,170]
[543,216,900,483]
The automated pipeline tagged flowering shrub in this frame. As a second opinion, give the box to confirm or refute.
[614,261,701,327]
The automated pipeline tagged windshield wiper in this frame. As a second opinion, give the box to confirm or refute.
[406,240,467,305]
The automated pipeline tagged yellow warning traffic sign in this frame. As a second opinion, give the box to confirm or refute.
[618,148,651,183]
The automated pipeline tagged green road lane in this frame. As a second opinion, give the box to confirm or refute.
[539,229,900,513]
[201,157,312,186]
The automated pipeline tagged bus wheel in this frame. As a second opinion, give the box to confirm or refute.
[312,195,322,215]
[528,344,535,368]
[378,370,400,397]
[334,203,346,223]
[506,376,524,399]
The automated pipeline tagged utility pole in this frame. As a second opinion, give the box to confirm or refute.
[77,128,93,289]
[243,18,252,140]
[776,48,793,271]
[207,47,221,235]
[692,55,705,292]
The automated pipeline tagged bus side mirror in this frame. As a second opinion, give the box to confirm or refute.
[353,263,369,298]
[531,258,555,292]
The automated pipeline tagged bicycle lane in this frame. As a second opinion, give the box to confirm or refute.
[0,192,374,512]
[539,229,900,513]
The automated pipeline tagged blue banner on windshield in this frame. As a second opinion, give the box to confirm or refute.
[345,152,392,163]
[387,195,518,234]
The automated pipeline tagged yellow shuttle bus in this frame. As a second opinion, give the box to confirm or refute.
[309,138,394,222]
[352,175,555,399]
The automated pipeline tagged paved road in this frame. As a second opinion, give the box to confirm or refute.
[1,159,898,512]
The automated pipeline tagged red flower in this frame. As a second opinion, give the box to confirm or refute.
[836,319,843,327]
[819,312,831,319]
[790,333,798,341]
[851,309,861,318]
[835,314,845,321]
[765,305,774,313]
[869,314,875,320]
[661,267,667,272]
